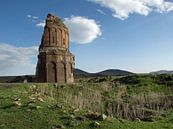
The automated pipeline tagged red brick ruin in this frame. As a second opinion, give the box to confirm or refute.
[36,14,75,83]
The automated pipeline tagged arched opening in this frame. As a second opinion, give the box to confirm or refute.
[47,62,57,82]
[57,62,66,83]
[43,27,50,45]
[66,62,72,82]
[51,28,57,45]
[57,29,61,46]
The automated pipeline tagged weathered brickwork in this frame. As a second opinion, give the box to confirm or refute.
[36,13,74,83]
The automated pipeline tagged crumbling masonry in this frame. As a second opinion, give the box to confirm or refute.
[36,14,74,83]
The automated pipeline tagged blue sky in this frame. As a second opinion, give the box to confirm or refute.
[1,0,173,75]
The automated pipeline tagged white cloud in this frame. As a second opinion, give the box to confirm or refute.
[27,14,45,27]
[64,16,102,44]
[27,15,101,44]
[27,15,32,18]
[89,0,173,20]
[36,22,45,27]
[32,16,39,19]
[97,9,107,15]
[0,43,38,76]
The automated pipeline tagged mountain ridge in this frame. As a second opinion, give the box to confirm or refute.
[74,68,134,78]
[150,70,173,75]
[0,68,134,82]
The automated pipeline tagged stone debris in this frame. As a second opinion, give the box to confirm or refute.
[14,98,21,101]
[14,101,22,106]
[73,108,79,112]
[101,114,107,120]
[90,121,100,127]
[29,96,36,100]
[52,125,65,129]
[134,118,141,122]
[14,98,22,106]
[36,106,41,109]
[38,97,44,102]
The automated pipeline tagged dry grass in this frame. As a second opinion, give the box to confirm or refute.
[28,80,173,120]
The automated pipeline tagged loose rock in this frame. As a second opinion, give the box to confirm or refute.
[90,121,100,127]
[52,124,65,129]
[101,114,107,120]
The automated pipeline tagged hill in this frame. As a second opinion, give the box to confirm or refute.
[0,75,35,83]
[0,69,133,83]
[150,70,173,75]
[97,69,133,76]
[74,69,92,78]
[74,68,134,78]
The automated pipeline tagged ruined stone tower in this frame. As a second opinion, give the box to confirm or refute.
[36,13,74,83]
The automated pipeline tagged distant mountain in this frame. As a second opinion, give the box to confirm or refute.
[0,69,134,83]
[0,75,35,83]
[74,69,134,78]
[150,70,173,75]
[97,69,133,76]
[0,76,16,83]
[74,69,92,78]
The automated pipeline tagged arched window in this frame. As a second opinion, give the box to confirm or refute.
[43,27,50,45]
[52,28,57,45]
[57,62,66,83]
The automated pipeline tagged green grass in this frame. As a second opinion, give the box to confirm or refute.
[0,74,173,129]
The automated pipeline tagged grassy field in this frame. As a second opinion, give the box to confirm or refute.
[1,74,173,129]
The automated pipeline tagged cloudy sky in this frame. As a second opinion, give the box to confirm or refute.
[1,0,173,76]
